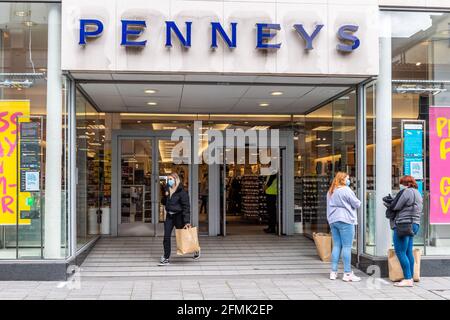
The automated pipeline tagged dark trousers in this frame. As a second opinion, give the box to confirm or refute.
[266,194,277,231]
[163,213,184,259]
[200,195,208,214]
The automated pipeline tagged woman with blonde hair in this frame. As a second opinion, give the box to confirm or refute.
[327,172,361,282]
[159,172,200,266]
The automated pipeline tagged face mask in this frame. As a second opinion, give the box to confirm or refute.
[168,179,175,187]
[346,178,351,187]
[400,184,406,190]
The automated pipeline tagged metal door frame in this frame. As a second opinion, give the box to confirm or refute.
[111,130,193,237]
[211,130,294,236]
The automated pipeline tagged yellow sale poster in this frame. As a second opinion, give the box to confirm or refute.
[0,100,31,226]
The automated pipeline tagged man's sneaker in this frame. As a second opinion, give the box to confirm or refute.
[158,256,170,266]
[342,272,361,282]
[193,251,201,260]
[329,271,338,280]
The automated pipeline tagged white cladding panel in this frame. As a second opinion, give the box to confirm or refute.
[61,0,380,76]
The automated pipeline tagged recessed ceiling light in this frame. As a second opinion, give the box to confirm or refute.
[145,89,158,94]
[259,103,270,107]
[416,62,422,66]
[270,91,283,96]
[15,11,29,17]
[147,102,158,106]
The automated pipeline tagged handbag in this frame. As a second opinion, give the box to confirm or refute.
[395,190,416,237]
[396,220,414,237]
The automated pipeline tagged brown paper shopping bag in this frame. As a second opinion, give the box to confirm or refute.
[176,227,201,255]
[388,248,421,282]
[313,232,332,262]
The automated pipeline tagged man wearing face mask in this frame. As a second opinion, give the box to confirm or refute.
[159,173,200,266]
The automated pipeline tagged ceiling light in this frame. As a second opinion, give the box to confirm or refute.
[416,62,422,66]
[137,121,142,124]
[312,126,332,131]
[0,79,33,89]
[270,91,283,96]
[15,11,29,17]
[259,103,270,107]
[147,102,158,106]
[145,89,158,94]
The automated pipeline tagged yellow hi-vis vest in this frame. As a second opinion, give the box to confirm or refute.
[265,176,278,195]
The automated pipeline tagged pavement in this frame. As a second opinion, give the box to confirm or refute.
[1,235,449,300]
[0,275,450,300]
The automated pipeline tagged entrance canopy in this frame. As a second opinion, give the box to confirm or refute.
[72,72,365,114]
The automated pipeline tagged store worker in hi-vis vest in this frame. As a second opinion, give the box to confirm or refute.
[264,170,278,234]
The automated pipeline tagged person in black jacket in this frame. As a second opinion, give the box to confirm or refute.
[159,173,200,266]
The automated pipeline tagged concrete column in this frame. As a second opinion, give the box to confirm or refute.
[44,4,63,259]
[375,12,392,257]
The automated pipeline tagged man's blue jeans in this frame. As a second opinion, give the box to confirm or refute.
[393,223,420,280]
[330,222,355,273]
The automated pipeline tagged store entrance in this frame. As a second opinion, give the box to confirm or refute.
[218,146,284,236]
[113,132,190,236]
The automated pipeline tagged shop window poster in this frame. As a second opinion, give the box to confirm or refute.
[429,106,450,225]
[0,100,32,225]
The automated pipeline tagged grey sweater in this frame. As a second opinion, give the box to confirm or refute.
[390,187,423,229]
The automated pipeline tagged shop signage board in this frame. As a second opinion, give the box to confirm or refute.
[429,106,450,225]
[0,101,32,226]
[18,120,42,220]
[402,121,425,195]
[61,0,379,76]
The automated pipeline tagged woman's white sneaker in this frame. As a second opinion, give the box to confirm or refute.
[342,272,361,282]
[329,272,338,280]
[394,279,414,287]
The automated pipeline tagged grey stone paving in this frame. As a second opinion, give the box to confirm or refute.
[0,275,449,300]
[1,235,449,300]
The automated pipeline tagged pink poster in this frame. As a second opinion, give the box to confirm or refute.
[430,106,450,224]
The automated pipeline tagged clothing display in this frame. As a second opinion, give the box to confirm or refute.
[296,175,330,228]
[240,175,268,222]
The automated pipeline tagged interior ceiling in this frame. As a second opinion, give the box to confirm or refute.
[75,73,364,115]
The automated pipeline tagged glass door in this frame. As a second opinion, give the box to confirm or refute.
[155,138,190,236]
[119,138,153,236]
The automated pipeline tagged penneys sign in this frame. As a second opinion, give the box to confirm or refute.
[79,19,361,53]
[61,0,379,75]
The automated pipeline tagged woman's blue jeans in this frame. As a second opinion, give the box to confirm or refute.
[330,222,355,273]
[393,224,420,280]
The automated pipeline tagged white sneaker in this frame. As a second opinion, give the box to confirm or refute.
[394,279,414,287]
[342,272,361,282]
[329,271,338,280]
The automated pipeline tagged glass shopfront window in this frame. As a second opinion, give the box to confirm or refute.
[75,91,107,249]
[294,91,357,239]
[0,2,68,259]
[388,10,450,255]
[364,83,376,255]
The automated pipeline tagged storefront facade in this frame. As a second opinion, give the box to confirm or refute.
[1,0,450,280]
